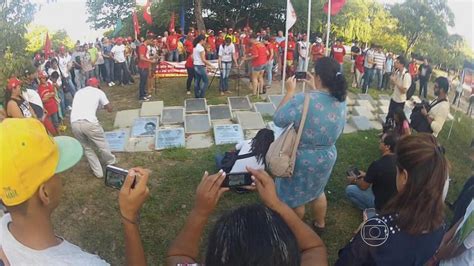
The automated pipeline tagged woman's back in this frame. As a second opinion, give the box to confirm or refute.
[231,140,264,173]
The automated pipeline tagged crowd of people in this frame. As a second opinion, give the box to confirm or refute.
[0,24,472,265]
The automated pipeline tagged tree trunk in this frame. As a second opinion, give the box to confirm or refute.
[194,0,205,32]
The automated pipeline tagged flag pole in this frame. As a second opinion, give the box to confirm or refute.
[325,0,331,56]
[281,0,290,94]
[302,0,312,93]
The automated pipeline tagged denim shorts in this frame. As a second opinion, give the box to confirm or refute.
[252,64,266,72]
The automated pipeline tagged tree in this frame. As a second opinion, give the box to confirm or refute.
[86,0,135,30]
[194,0,205,31]
[25,26,75,53]
[390,0,454,55]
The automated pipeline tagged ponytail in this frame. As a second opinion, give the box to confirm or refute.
[314,57,347,102]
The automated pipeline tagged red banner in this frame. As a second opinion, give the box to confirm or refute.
[323,0,347,16]
[44,33,52,59]
[132,11,140,36]
[169,12,175,32]
[143,0,152,25]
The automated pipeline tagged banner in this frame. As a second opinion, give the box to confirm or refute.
[323,0,347,16]
[132,11,140,36]
[156,60,220,78]
[286,0,297,30]
[43,32,52,59]
[169,11,175,32]
[143,0,152,25]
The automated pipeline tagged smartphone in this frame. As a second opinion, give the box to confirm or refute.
[295,71,307,80]
[221,172,253,188]
[346,166,361,177]
[105,165,135,190]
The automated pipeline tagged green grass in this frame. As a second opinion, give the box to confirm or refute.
[53,76,472,265]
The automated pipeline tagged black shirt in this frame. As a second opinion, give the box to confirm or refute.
[363,154,397,210]
[350,45,361,60]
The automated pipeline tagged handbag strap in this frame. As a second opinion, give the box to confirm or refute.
[291,94,311,161]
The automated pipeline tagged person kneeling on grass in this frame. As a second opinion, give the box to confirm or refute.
[164,168,327,265]
[0,118,151,266]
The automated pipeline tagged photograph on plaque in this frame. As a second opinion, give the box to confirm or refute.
[104,129,129,152]
[131,117,158,137]
[213,124,244,145]
[155,128,185,150]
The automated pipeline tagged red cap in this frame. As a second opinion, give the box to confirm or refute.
[87,77,100,87]
[38,71,48,79]
[116,37,123,44]
[128,36,133,41]
[6,77,21,90]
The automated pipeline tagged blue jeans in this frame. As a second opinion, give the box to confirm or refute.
[345,185,375,210]
[374,68,383,89]
[215,154,224,171]
[104,59,115,83]
[207,52,217,60]
[219,61,232,92]
[138,67,149,99]
[266,59,274,86]
[194,65,208,98]
[362,67,374,93]
[297,58,306,72]
[168,50,179,62]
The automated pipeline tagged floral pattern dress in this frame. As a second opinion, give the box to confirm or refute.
[273,91,346,208]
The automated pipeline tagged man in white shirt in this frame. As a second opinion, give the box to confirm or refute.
[420,77,450,137]
[297,34,308,72]
[362,46,375,93]
[386,55,411,124]
[111,38,130,86]
[70,77,116,178]
[373,46,386,90]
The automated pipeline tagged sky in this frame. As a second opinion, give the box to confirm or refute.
[32,0,473,50]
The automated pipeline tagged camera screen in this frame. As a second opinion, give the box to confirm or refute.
[228,174,247,187]
[106,170,128,189]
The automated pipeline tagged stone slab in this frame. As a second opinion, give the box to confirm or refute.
[186,134,213,149]
[377,99,390,106]
[185,98,207,113]
[370,121,383,131]
[155,128,185,150]
[378,95,391,101]
[140,101,164,117]
[254,102,276,116]
[267,121,285,139]
[209,105,232,121]
[357,94,376,106]
[349,116,374,131]
[346,96,356,106]
[352,106,375,120]
[185,114,211,133]
[377,105,389,114]
[125,137,155,152]
[104,129,129,152]
[356,100,376,112]
[228,96,252,111]
[161,107,184,125]
[268,95,284,109]
[213,124,244,145]
[235,111,266,130]
[131,117,159,137]
[378,113,388,124]
[343,123,357,134]
[244,130,260,139]
[113,109,140,128]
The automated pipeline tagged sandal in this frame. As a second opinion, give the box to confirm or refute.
[311,221,326,236]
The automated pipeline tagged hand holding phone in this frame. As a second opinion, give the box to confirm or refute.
[246,167,283,211]
[221,172,253,188]
[194,170,229,217]
[295,71,307,80]
[118,167,150,223]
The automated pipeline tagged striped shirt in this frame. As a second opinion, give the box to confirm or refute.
[373,51,386,70]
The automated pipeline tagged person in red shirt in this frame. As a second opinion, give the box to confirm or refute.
[241,35,268,95]
[280,33,297,77]
[406,58,419,99]
[311,37,325,67]
[167,29,180,62]
[137,34,158,101]
[185,47,194,95]
[184,32,194,55]
[354,53,365,88]
[264,36,275,88]
[330,38,346,73]
[37,71,59,131]
[206,30,217,60]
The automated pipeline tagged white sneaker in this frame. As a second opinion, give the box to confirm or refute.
[186,91,191,95]
[67,106,72,111]
[108,82,113,87]
[111,82,116,86]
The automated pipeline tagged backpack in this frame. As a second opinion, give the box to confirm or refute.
[410,99,447,134]
[266,95,310,178]
[221,150,255,173]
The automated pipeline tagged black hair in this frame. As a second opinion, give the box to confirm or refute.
[397,55,407,67]
[50,58,58,65]
[3,89,12,110]
[225,37,232,43]
[435,77,449,93]
[50,71,59,81]
[205,204,300,266]
[262,35,270,42]
[382,133,398,153]
[314,57,347,102]
[193,34,206,47]
[394,107,407,124]
[250,128,275,164]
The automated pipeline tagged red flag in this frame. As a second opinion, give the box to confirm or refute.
[43,33,52,59]
[143,0,152,25]
[133,11,140,36]
[323,0,347,16]
[169,12,175,32]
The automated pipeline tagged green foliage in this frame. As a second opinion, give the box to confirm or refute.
[25,26,75,53]
[85,0,135,30]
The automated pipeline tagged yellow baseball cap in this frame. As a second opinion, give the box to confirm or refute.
[0,118,83,206]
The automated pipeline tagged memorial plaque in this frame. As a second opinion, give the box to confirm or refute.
[209,105,232,120]
[254,102,276,116]
[213,124,244,145]
[378,113,388,124]
[235,111,266,130]
[185,114,211,133]
[186,134,214,149]
[131,117,158,137]
[370,121,383,131]
[349,116,374,131]
[357,94,376,106]
[343,123,357,134]
[268,95,284,108]
[377,104,389,114]
[140,101,164,117]
[161,107,184,125]
[125,137,155,152]
[244,129,259,139]
[104,129,129,152]
[377,99,390,106]
[352,106,375,120]
[346,96,356,106]
[356,100,376,112]
[113,109,140,128]
[228,96,252,111]
[155,128,185,150]
[267,121,285,139]
[185,98,207,113]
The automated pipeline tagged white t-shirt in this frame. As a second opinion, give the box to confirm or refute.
[22,89,43,109]
[111,44,126,63]
[193,43,205,66]
[218,43,235,62]
[0,214,109,266]
[440,200,474,266]
[70,86,109,123]
[391,68,411,103]
[58,54,72,78]
[298,41,308,58]
[230,140,265,173]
